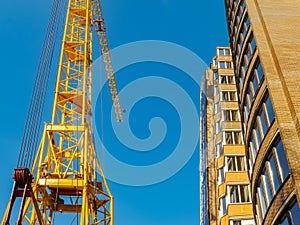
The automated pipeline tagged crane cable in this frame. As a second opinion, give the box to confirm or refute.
[17,0,66,169]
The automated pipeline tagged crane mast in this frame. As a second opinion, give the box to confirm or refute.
[2,0,121,224]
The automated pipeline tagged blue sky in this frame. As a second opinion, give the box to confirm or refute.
[0,0,228,224]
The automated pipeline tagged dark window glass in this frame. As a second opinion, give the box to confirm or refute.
[255,125,261,147]
[221,197,227,215]
[240,185,250,202]
[276,140,290,181]
[280,216,289,225]
[237,156,246,171]
[266,95,275,123]
[233,221,241,225]
[258,188,267,216]
[249,138,257,161]
[251,78,258,95]
[250,36,256,53]
[256,62,264,82]
[263,171,272,204]
[229,186,240,203]
[220,61,226,69]
[225,132,233,144]
[290,201,300,224]
[241,1,246,11]
[246,16,250,29]
[269,155,280,192]
[259,109,268,137]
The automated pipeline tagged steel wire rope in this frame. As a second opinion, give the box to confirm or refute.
[17,0,65,169]
[22,0,61,169]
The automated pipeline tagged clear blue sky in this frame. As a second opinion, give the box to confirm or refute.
[0,0,228,224]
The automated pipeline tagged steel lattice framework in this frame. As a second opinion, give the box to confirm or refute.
[2,0,122,224]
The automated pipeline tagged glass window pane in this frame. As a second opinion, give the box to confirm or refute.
[290,201,300,224]
[220,61,226,69]
[265,95,275,123]
[240,185,250,202]
[279,216,289,225]
[256,62,264,82]
[222,197,227,215]
[230,186,240,203]
[234,131,242,144]
[257,188,267,216]
[259,109,268,136]
[275,140,290,181]
[225,132,233,144]
[262,172,272,205]
[255,125,262,147]
[250,36,256,53]
[269,155,280,192]
[228,157,236,171]
[237,156,246,171]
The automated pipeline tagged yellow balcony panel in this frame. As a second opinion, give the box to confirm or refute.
[216,55,232,62]
[218,68,234,75]
[219,84,237,91]
[223,145,245,155]
[227,203,253,217]
[222,121,242,130]
[217,156,225,168]
[221,101,239,110]
[220,215,229,225]
[218,183,226,197]
[225,172,249,183]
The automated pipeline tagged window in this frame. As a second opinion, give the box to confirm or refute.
[214,85,219,96]
[214,71,219,80]
[228,185,250,203]
[249,93,275,149]
[220,196,227,216]
[220,75,235,84]
[219,48,231,56]
[230,220,254,225]
[216,142,223,157]
[216,120,221,133]
[265,95,275,123]
[261,171,272,206]
[275,140,290,181]
[215,102,221,114]
[277,200,300,225]
[224,131,243,144]
[219,61,233,69]
[223,109,240,121]
[250,35,256,53]
[219,167,225,184]
[221,91,237,101]
[268,155,280,193]
[257,188,267,217]
[254,136,291,217]
[227,156,246,171]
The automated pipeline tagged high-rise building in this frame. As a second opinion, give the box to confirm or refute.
[201,0,300,224]
[201,47,255,225]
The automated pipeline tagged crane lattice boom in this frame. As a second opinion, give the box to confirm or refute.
[1,0,122,224]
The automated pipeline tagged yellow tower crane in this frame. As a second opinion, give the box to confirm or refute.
[2,0,122,224]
